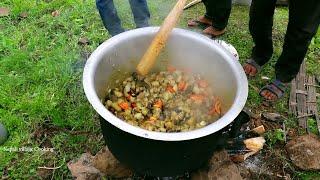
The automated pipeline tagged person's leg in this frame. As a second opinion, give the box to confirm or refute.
[202,0,232,36]
[275,0,320,83]
[202,0,214,19]
[188,0,212,27]
[211,0,232,30]
[129,0,150,28]
[96,0,125,36]
[261,0,320,101]
[243,0,277,76]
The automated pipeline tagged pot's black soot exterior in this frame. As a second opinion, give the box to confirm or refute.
[99,118,225,177]
[99,111,249,177]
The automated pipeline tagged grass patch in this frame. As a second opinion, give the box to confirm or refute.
[265,129,285,147]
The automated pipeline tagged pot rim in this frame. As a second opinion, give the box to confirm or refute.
[83,27,248,141]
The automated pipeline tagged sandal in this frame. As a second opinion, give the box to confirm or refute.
[187,19,212,29]
[259,79,287,102]
[243,59,262,77]
[203,26,226,37]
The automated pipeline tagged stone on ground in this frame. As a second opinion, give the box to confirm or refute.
[191,150,243,180]
[68,147,132,179]
[0,123,8,145]
[92,147,133,177]
[286,134,320,170]
[68,153,102,180]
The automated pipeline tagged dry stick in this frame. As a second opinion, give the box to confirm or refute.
[316,113,320,136]
[305,83,320,88]
[136,0,188,76]
[183,0,202,10]
[297,62,307,129]
[297,114,314,118]
[51,162,56,180]
[38,164,63,170]
[249,83,259,92]
[289,80,297,115]
[282,121,287,143]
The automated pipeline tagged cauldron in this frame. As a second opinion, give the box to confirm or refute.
[83,27,248,176]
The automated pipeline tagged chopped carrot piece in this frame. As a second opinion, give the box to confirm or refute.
[118,102,129,110]
[166,85,175,93]
[190,94,205,103]
[190,94,205,100]
[131,102,137,108]
[208,107,215,115]
[167,65,176,73]
[202,91,209,96]
[214,100,221,115]
[153,99,163,109]
[182,67,192,74]
[208,98,222,115]
[126,95,131,101]
[145,117,156,124]
[178,81,187,91]
[150,116,157,121]
[198,80,209,88]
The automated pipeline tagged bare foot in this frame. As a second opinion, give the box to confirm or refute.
[203,26,226,37]
[188,16,212,27]
[243,63,258,77]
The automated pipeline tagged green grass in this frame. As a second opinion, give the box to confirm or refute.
[0,0,319,178]
[265,128,286,147]
[296,171,320,180]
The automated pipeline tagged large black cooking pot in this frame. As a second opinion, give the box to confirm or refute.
[99,111,250,177]
[83,27,248,177]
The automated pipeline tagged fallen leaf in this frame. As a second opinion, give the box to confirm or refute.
[0,7,10,17]
[78,37,90,45]
[19,12,28,18]
[51,10,60,17]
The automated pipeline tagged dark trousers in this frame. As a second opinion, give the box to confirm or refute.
[202,0,232,30]
[249,0,320,83]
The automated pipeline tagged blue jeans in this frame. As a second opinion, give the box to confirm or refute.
[96,0,150,36]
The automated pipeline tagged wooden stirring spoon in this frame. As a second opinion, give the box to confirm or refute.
[136,0,188,76]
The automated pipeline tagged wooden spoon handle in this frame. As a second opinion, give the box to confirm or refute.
[136,0,188,76]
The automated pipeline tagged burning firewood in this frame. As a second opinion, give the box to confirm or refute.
[244,137,266,152]
[229,151,257,163]
[228,137,266,163]
[226,126,266,163]
[252,125,265,135]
